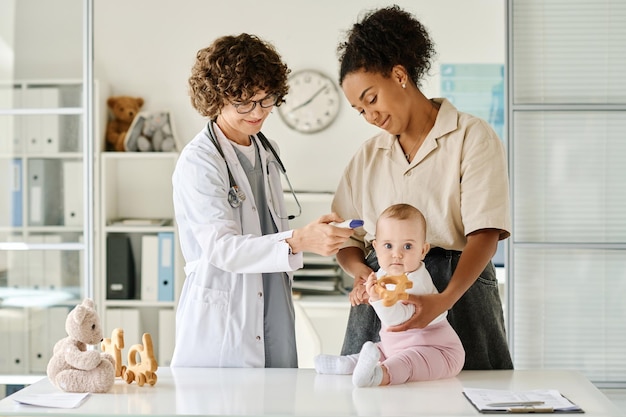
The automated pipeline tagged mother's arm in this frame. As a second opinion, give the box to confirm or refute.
[388,228,500,330]
[336,246,374,306]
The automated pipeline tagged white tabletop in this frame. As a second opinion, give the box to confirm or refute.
[0,368,621,416]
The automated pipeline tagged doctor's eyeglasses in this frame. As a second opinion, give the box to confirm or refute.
[232,94,279,114]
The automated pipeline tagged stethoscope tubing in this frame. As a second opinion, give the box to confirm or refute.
[205,121,300,218]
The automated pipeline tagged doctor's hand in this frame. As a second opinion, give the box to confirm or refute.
[387,293,451,331]
[286,213,354,257]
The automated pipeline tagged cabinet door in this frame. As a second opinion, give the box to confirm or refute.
[0,0,92,381]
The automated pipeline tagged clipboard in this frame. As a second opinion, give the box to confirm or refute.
[462,388,584,414]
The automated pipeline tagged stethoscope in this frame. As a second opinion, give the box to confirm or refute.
[206,121,302,220]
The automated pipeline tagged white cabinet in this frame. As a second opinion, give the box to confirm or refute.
[0,79,95,378]
[294,295,350,368]
[96,151,182,366]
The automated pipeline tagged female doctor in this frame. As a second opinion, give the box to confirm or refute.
[170,33,353,368]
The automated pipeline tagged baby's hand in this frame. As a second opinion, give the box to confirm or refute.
[365,272,380,302]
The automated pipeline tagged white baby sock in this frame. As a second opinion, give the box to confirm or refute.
[352,341,383,387]
[314,354,358,375]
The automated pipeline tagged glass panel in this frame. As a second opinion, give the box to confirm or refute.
[8,0,83,82]
[513,111,626,243]
[512,0,626,104]
[0,231,83,295]
[513,247,626,383]
[0,0,85,380]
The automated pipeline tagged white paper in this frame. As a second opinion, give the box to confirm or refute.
[12,392,90,409]
[463,388,582,412]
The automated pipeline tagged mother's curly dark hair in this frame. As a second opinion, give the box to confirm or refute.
[189,33,290,119]
[337,5,436,87]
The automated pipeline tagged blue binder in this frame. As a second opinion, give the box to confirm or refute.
[157,232,175,301]
[11,159,22,227]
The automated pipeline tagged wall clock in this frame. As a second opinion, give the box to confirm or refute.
[278,69,341,133]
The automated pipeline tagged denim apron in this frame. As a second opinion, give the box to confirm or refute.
[340,248,513,370]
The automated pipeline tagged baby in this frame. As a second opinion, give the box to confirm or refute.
[315,203,465,387]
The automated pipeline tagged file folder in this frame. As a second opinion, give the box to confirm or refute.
[7,235,27,288]
[0,86,16,153]
[11,159,23,227]
[157,232,175,302]
[41,88,60,154]
[27,235,45,289]
[22,89,44,154]
[62,160,83,226]
[158,309,175,366]
[2,308,27,373]
[29,306,67,373]
[28,159,63,226]
[22,87,59,154]
[105,308,140,351]
[140,234,159,302]
[106,234,136,300]
[44,234,63,290]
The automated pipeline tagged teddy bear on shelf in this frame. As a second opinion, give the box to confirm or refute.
[105,95,144,151]
[46,298,116,393]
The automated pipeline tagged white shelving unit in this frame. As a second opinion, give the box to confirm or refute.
[0,79,94,378]
[96,149,182,367]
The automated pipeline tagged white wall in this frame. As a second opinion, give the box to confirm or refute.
[52,0,502,192]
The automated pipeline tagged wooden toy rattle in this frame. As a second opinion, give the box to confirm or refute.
[123,333,158,387]
[375,274,413,307]
[101,328,126,378]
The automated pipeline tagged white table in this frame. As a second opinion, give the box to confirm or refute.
[0,368,621,416]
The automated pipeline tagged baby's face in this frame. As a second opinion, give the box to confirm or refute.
[373,217,429,275]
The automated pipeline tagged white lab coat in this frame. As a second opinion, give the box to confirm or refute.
[170,122,303,368]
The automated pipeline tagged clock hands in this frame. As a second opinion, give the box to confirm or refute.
[289,84,328,112]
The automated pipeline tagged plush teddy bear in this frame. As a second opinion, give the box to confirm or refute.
[46,298,116,393]
[105,96,144,151]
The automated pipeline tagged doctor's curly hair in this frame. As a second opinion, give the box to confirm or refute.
[189,33,290,119]
[337,4,436,88]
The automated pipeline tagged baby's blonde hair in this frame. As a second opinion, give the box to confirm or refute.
[377,203,427,239]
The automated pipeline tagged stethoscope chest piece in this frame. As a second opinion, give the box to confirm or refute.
[228,185,246,208]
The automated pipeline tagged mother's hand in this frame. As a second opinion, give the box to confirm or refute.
[348,276,369,306]
[387,293,449,331]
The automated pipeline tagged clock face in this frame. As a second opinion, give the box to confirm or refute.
[278,69,341,133]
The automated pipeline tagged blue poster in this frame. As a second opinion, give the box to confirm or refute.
[440,64,504,141]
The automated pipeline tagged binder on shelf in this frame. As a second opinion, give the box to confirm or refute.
[105,308,141,351]
[22,87,60,154]
[0,86,14,153]
[22,88,44,154]
[62,160,83,226]
[158,309,175,366]
[0,308,27,373]
[7,235,27,288]
[157,232,175,302]
[140,234,159,302]
[11,158,23,227]
[106,234,136,300]
[29,306,68,373]
[27,234,45,289]
[41,87,60,154]
[44,234,63,290]
[28,158,63,226]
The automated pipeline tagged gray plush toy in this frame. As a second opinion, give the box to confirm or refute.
[136,112,176,152]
